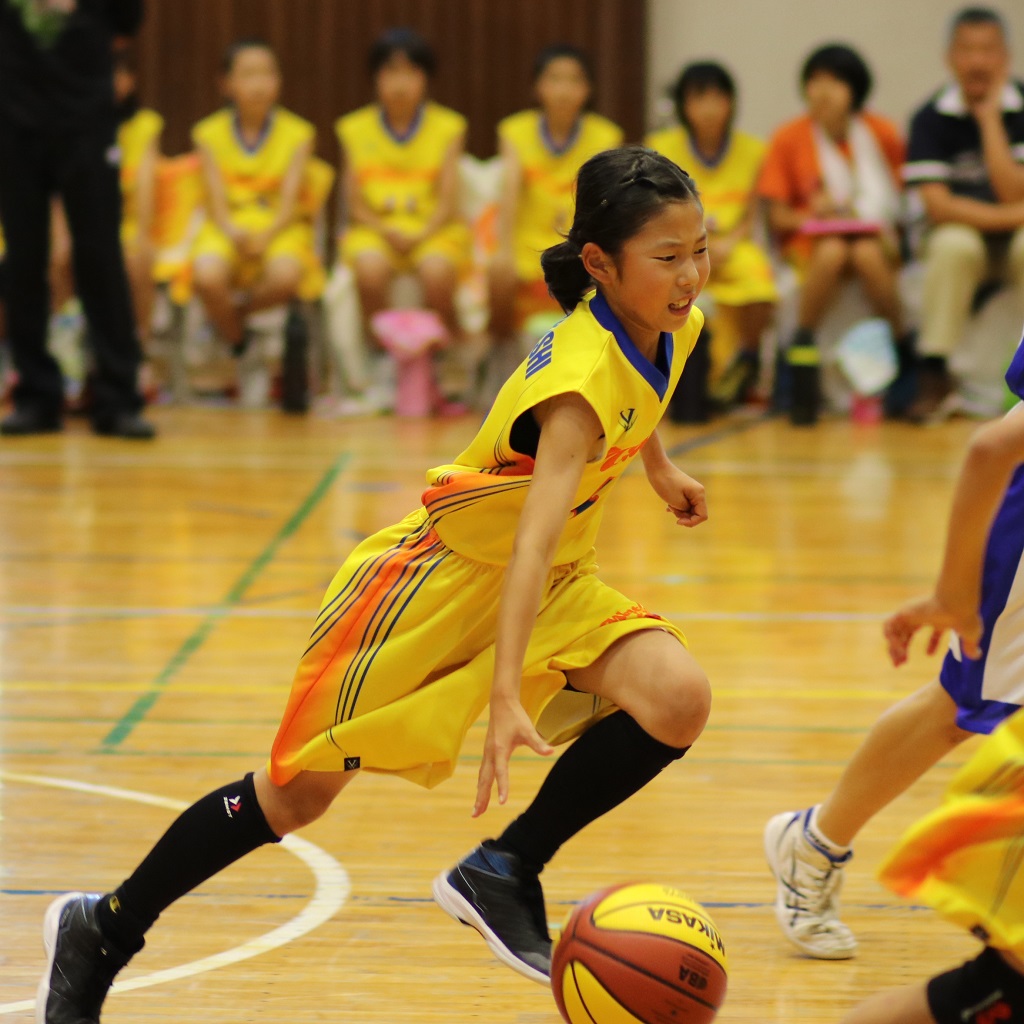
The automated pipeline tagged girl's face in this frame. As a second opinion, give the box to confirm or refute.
[535,56,591,122]
[682,87,732,140]
[804,70,854,128]
[586,200,709,348]
[376,52,428,114]
[224,47,281,117]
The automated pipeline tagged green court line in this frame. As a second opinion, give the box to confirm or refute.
[99,453,350,751]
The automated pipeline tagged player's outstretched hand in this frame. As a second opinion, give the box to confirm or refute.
[473,696,553,818]
[884,594,983,667]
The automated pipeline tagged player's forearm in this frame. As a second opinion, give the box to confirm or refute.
[640,430,674,482]
[492,545,554,701]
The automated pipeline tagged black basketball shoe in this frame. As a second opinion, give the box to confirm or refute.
[432,840,552,984]
[36,893,138,1024]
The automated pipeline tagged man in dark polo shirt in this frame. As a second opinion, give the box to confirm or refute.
[0,0,155,437]
[904,6,1024,422]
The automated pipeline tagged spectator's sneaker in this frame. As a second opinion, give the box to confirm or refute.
[432,840,552,984]
[764,808,857,959]
[36,892,137,1024]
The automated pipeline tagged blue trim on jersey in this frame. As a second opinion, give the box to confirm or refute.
[379,103,425,145]
[1005,333,1024,400]
[589,291,674,401]
[231,108,275,155]
[940,462,1024,733]
[539,114,582,157]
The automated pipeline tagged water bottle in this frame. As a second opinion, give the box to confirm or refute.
[787,337,820,426]
[281,305,309,414]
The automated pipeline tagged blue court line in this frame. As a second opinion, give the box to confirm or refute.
[99,453,350,751]
[665,413,771,459]
[0,887,931,912]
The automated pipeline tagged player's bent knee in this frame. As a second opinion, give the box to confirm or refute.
[192,259,231,294]
[649,668,712,749]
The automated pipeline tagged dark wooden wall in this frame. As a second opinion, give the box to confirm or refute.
[133,0,648,162]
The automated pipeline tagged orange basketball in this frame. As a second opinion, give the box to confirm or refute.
[551,882,729,1024]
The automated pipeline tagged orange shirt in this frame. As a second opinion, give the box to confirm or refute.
[757,112,904,214]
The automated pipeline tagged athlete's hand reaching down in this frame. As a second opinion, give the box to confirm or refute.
[884,594,984,667]
[473,695,553,817]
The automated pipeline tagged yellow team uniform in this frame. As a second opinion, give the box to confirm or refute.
[118,108,163,251]
[269,291,704,788]
[500,110,623,283]
[645,126,777,307]
[336,101,470,272]
[879,707,1024,954]
[191,106,324,300]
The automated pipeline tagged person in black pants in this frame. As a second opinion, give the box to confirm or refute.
[0,0,154,438]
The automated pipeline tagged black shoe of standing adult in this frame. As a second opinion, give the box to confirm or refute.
[0,407,63,435]
[36,892,139,1024]
[92,412,157,439]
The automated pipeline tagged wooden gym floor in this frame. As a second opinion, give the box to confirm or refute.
[0,407,988,1022]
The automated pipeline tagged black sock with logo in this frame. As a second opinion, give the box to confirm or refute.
[494,711,688,873]
[95,772,280,951]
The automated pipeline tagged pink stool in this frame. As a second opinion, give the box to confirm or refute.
[370,309,449,417]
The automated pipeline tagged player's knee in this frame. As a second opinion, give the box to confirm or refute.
[266,260,302,295]
[652,666,711,749]
[192,259,230,295]
[266,784,336,835]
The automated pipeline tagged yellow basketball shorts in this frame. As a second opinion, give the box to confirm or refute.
[268,507,687,789]
[340,221,470,274]
[191,212,325,301]
[705,239,778,307]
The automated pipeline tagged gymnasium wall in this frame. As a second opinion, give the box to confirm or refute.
[133,0,647,162]
[646,0,1024,141]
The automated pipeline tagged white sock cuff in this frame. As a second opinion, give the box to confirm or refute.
[806,805,852,861]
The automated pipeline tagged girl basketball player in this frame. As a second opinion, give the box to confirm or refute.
[766,334,1024,962]
[37,146,712,1022]
[336,28,469,344]
[646,62,777,407]
[483,44,623,401]
[190,39,321,356]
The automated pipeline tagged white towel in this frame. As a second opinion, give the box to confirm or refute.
[812,116,901,226]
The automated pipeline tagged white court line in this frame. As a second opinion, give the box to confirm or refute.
[0,771,350,1015]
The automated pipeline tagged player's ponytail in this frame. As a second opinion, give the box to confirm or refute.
[541,146,702,313]
[541,238,593,314]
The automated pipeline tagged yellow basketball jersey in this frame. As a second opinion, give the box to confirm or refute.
[118,108,163,230]
[423,291,703,566]
[336,101,466,236]
[879,707,1024,954]
[500,110,623,280]
[192,106,315,215]
[645,127,765,236]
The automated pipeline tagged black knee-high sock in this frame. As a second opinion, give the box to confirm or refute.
[95,773,280,951]
[494,711,688,872]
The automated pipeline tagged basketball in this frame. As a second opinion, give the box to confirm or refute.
[551,882,728,1024]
